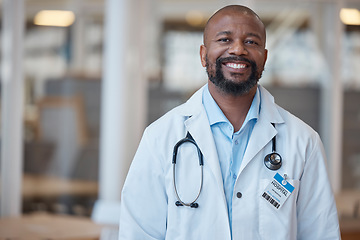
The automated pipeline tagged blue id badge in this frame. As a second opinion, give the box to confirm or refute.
[261,173,295,209]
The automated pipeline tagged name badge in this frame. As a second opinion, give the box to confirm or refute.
[261,173,294,209]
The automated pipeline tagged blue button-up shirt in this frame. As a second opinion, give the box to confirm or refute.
[202,85,260,233]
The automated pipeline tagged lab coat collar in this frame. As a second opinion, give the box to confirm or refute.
[178,85,206,117]
[178,83,285,196]
[179,84,284,126]
[239,85,285,174]
[257,85,284,125]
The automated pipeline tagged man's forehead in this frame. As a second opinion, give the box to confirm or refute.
[214,8,255,19]
[203,8,266,44]
[210,11,261,30]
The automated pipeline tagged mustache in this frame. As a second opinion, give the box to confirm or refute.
[216,56,254,65]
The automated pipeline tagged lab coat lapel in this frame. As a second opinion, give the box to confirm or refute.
[184,109,225,197]
[239,119,275,174]
[180,87,226,205]
[239,85,284,174]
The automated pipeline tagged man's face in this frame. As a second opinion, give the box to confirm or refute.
[200,10,268,96]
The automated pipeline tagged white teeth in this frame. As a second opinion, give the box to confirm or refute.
[226,63,246,69]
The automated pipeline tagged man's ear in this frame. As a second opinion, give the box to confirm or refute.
[200,45,207,67]
[263,49,268,67]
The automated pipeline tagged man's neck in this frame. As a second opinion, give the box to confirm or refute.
[208,82,257,132]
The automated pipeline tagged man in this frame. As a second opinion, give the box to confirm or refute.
[119,5,340,240]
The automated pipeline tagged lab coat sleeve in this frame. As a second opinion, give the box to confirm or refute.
[296,133,340,239]
[119,128,167,240]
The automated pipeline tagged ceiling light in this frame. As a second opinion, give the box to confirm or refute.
[34,10,75,27]
[340,8,360,25]
[185,10,204,27]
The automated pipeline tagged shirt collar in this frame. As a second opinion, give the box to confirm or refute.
[202,84,261,129]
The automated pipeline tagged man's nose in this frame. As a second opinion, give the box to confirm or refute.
[228,40,248,55]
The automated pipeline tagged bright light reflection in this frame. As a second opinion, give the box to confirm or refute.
[340,8,360,25]
[185,10,204,27]
[34,10,75,27]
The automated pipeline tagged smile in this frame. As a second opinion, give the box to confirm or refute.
[225,62,247,69]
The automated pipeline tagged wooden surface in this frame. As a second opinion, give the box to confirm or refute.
[340,218,360,239]
[21,174,98,198]
[336,191,360,240]
[0,208,358,240]
[0,213,104,240]
[335,190,360,220]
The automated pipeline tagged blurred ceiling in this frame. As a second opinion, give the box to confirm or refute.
[0,0,358,24]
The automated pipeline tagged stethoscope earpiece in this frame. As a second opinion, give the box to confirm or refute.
[190,203,199,208]
[175,201,199,208]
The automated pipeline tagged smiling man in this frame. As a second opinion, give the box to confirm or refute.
[200,5,268,133]
[202,6,267,97]
[119,5,340,240]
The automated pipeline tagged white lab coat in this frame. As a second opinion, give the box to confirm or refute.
[119,85,340,240]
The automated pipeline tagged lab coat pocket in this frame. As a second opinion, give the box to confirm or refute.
[259,178,300,240]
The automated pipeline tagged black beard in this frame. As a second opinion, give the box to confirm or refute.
[206,56,260,96]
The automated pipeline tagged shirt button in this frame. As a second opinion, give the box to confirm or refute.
[235,140,239,145]
[236,192,242,198]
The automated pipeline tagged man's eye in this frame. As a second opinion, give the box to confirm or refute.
[245,40,258,45]
[218,38,230,43]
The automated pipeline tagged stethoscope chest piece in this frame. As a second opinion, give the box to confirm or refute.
[264,123,282,171]
[264,152,282,170]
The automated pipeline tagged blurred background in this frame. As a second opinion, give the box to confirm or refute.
[0,0,359,239]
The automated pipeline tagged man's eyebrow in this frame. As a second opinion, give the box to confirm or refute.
[215,31,232,37]
[247,32,262,39]
[215,31,262,40]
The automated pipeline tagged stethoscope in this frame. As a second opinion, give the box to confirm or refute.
[172,124,282,209]
[172,132,203,208]
[264,123,282,171]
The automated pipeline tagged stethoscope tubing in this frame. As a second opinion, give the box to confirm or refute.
[173,163,203,207]
[172,132,204,208]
